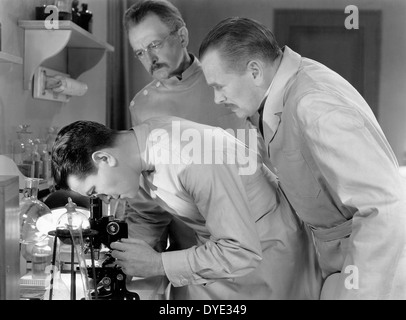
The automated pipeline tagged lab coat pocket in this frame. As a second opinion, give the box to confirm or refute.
[279,148,321,198]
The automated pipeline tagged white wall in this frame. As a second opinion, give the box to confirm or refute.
[0,0,108,157]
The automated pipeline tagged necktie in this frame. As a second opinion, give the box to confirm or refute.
[258,98,266,137]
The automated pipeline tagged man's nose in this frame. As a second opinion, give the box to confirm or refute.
[145,51,158,65]
[214,90,226,104]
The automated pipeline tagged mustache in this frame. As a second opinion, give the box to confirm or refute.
[150,63,168,74]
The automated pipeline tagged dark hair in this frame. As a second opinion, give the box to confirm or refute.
[199,17,282,73]
[51,121,116,190]
[123,0,185,33]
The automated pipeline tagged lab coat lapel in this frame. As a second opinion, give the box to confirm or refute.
[262,47,302,153]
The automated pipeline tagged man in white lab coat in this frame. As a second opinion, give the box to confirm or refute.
[199,17,406,299]
[122,0,257,298]
[50,118,322,300]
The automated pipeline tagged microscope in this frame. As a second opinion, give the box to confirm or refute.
[85,198,139,300]
[48,197,139,300]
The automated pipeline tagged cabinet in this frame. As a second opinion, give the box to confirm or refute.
[18,20,114,90]
[0,175,20,300]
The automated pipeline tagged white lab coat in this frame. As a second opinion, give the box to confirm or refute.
[125,117,322,299]
[259,46,406,299]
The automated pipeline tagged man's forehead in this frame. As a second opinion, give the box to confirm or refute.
[128,14,170,44]
[202,50,222,70]
[201,50,230,80]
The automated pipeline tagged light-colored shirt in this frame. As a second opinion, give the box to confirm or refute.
[129,54,248,132]
[259,46,406,299]
[126,53,258,298]
[128,54,253,252]
[126,117,322,300]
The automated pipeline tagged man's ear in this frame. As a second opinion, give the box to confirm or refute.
[91,151,117,167]
[246,60,264,85]
[178,26,189,48]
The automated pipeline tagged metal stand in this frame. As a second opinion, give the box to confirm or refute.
[48,229,98,300]
[47,228,139,300]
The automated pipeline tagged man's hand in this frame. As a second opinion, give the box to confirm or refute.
[110,238,165,278]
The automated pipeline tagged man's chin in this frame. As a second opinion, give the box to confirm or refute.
[152,69,170,80]
[236,111,248,119]
[232,109,247,119]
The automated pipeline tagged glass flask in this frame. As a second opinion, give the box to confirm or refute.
[20,177,53,262]
[56,197,91,237]
[31,240,52,279]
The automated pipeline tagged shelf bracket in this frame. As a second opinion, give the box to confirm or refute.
[68,48,106,79]
[19,21,114,92]
[22,29,71,90]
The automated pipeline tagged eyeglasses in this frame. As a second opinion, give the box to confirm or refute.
[134,30,178,60]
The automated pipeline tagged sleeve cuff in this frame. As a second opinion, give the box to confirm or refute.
[162,249,193,287]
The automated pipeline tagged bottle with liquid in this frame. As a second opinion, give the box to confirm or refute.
[78,3,92,32]
[71,0,80,24]
[55,0,72,20]
[31,240,52,279]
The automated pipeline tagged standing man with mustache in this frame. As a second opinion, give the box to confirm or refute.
[122,0,260,299]
[199,17,406,299]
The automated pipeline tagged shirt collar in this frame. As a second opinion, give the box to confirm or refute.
[160,53,199,87]
[258,77,274,114]
[131,125,153,173]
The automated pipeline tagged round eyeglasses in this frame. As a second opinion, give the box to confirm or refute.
[134,30,178,60]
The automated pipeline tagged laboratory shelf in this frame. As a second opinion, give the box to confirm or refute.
[18,20,114,90]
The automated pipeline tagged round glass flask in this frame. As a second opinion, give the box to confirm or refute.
[20,177,53,261]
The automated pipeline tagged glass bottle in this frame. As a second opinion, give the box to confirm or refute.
[55,0,72,20]
[71,0,80,24]
[37,141,51,181]
[31,140,43,179]
[13,124,35,177]
[31,240,52,279]
[20,177,53,263]
[46,126,58,156]
[78,3,93,32]
[56,197,91,236]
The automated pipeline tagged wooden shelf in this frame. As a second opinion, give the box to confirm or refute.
[0,51,23,64]
[18,20,114,90]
